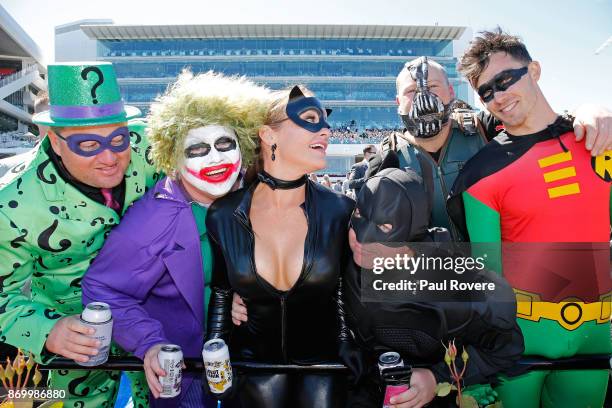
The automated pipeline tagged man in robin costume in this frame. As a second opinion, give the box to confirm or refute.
[0,62,158,407]
[448,29,612,408]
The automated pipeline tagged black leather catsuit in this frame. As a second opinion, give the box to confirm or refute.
[205,179,355,408]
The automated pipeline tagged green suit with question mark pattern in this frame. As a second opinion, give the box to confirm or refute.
[0,62,160,407]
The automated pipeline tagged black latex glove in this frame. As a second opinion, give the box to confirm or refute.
[339,340,365,386]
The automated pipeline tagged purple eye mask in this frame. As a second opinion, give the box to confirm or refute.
[56,126,130,157]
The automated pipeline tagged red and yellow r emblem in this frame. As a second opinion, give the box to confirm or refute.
[591,151,612,182]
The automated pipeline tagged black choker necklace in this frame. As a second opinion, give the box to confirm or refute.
[257,170,308,190]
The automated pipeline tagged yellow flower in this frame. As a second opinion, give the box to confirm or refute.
[444,351,452,366]
[15,358,25,376]
[32,368,42,387]
[26,353,34,371]
[462,347,469,364]
[4,362,15,381]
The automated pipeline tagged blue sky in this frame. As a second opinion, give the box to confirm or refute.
[3,0,611,111]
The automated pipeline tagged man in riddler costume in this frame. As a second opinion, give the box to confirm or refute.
[82,70,270,407]
[448,29,612,408]
[0,62,157,407]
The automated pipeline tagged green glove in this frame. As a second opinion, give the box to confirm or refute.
[463,384,498,407]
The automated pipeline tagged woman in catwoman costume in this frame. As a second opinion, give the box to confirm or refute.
[204,86,357,407]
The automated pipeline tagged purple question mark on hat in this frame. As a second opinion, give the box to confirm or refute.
[81,66,104,104]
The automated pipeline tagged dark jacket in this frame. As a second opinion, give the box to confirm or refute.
[205,179,355,364]
[348,160,369,193]
[345,250,524,386]
[393,125,487,240]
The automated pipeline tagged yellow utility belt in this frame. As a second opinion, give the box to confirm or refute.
[514,289,612,331]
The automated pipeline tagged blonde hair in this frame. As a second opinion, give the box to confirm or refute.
[265,85,315,127]
[245,84,315,179]
[147,70,272,175]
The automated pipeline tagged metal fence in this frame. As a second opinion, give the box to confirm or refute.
[27,355,612,373]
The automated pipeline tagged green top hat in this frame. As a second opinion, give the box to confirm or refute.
[33,62,141,127]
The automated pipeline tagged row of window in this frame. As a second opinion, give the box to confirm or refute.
[100,39,453,58]
[121,82,400,100]
[120,81,469,103]
[112,60,458,79]
[104,49,435,58]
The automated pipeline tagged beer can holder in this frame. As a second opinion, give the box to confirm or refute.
[381,365,412,385]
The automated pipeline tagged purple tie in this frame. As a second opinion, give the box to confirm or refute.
[100,188,120,211]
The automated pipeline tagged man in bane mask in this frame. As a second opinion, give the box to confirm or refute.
[384,57,490,240]
[400,56,454,139]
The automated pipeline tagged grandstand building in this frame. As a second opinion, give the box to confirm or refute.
[0,4,47,156]
[56,22,472,174]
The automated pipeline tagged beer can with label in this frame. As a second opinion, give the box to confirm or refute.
[202,339,232,394]
[378,351,404,376]
[158,344,183,398]
[78,302,113,367]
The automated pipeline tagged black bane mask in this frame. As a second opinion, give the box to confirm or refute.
[351,168,430,244]
[400,56,452,139]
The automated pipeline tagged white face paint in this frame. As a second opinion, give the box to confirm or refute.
[179,125,241,197]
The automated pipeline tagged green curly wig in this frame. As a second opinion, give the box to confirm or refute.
[147,70,271,175]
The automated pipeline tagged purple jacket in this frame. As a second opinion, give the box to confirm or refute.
[82,177,210,407]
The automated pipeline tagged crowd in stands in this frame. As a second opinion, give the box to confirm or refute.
[329,127,399,144]
[310,173,358,200]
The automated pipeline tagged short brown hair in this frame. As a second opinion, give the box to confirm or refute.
[458,28,532,87]
[363,145,376,155]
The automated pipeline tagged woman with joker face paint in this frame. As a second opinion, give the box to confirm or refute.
[204,85,359,407]
[82,71,271,408]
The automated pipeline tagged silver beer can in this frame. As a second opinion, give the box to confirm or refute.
[202,339,232,394]
[378,351,404,376]
[158,344,183,398]
[78,302,113,367]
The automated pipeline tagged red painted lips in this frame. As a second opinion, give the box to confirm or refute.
[186,160,240,183]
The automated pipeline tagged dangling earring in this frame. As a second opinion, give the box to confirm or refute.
[271,143,277,161]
